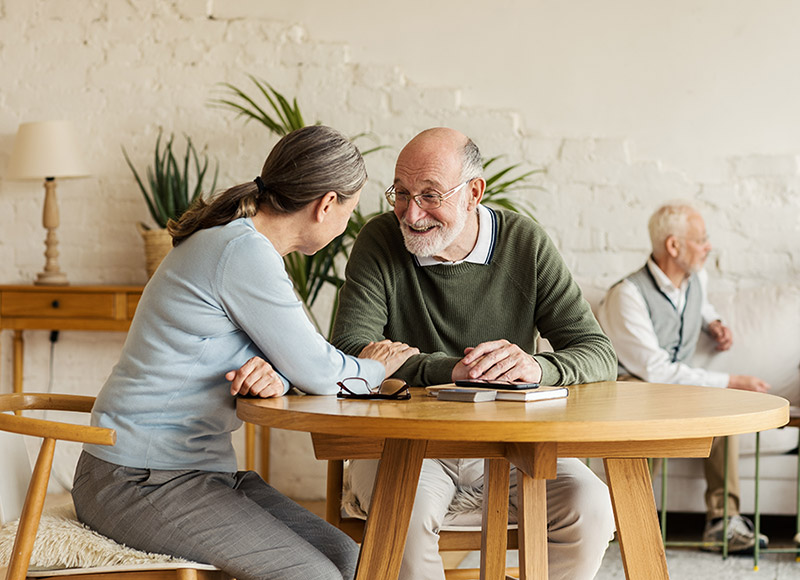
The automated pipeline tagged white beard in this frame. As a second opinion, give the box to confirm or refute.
[400,198,470,258]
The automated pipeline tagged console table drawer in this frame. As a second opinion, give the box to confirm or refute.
[1,291,117,319]
[0,285,142,331]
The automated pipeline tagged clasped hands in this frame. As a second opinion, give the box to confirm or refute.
[226,339,418,398]
[452,339,542,384]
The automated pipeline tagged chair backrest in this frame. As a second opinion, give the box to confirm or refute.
[0,393,115,580]
[0,426,31,525]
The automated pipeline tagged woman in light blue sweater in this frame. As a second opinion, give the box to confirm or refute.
[71,126,417,580]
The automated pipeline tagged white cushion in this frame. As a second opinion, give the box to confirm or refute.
[739,427,799,456]
[692,285,800,405]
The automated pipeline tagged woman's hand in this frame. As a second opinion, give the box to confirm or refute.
[359,340,419,377]
[226,356,285,398]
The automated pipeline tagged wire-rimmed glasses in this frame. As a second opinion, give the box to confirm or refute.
[336,377,411,400]
[384,180,470,210]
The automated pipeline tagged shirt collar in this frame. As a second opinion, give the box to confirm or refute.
[415,205,497,267]
[646,256,689,307]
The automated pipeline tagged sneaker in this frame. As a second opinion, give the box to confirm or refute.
[701,515,769,553]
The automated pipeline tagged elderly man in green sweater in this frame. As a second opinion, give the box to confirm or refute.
[331,127,618,580]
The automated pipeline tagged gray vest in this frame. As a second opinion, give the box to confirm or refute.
[618,265,703,377]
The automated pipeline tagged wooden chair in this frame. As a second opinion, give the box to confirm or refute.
[0,392,231,580]
[321,457,520,580]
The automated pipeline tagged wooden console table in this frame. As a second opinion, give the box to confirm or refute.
[0,284,144,394]
[0,284,267,477]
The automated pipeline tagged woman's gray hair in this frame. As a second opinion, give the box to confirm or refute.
[169,125,366,245]
[460,137,483,182]
[257,124,367,213]
[648,201,697,253]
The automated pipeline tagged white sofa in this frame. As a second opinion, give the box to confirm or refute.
[586,284,800,516]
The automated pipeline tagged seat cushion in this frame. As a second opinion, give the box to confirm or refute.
[692,285,800,405]
[0,504,194,570]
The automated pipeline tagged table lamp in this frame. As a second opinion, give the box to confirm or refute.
[7,120,89,285]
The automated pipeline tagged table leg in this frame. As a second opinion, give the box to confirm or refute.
[356,438,427,580]
[516,470,548,580]
[259,426,270,482]
[244,422,255,471]
[604,457,669,579]
[12,330,24,416]
[481,458,511,580]
[13,330,24,394]
[506,442,556,580]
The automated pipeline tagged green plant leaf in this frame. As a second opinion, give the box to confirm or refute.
[213,76,306,136]
[123,129,217,229]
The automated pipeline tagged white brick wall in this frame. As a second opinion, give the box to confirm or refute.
[1,1,799,500]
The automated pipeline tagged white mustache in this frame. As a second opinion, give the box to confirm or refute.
[402,219,442,230]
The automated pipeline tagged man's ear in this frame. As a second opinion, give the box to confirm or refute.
[665,235,681,258]
[313,191,339,223]
[466,178,486,211]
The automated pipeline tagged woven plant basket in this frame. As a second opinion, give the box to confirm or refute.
[137,223,173,278]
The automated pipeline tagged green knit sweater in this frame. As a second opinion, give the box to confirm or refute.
[332,209,616,386]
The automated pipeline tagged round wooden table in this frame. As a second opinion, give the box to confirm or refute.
[237,381,789,580]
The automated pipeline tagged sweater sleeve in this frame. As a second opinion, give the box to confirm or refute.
[526,224,618,385]
[217,233,385,394]
[332,217,462,385]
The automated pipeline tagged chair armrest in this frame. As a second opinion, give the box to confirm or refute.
[0,393,115,446]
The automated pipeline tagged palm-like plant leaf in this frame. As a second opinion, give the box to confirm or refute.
[481,156,541,220]
[213,75,305,136]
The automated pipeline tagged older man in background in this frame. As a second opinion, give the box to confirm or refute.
[597,201,770,553]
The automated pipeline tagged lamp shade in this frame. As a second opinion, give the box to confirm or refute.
[7,120,89,180]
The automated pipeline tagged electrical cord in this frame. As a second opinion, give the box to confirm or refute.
[45,330,78,491]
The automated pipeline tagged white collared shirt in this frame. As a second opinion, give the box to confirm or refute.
[596,258,729,388]
[415,204,497,267]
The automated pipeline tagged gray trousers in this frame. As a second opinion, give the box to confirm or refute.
[349,457,616,580]
[72,452,359,580]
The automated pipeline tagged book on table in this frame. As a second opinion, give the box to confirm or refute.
[435,388,498,402]
[426,384,569,402]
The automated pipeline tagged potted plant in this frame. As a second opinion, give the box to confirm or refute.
[123,131,219,278]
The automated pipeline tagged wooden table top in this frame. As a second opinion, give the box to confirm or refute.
[237,381,789,443]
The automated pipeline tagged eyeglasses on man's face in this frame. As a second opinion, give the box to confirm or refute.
[384,180,470,210]
[336,377,411,400]
[682,234,710,246]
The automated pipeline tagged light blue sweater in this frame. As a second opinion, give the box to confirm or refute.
[85,217,384,472]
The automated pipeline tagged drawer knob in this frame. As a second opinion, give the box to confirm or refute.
[51,300,60,309]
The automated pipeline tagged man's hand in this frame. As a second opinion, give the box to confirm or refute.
[728,374,771,393]
[452,339,543,383]
[359,340,420,377]
[708,320,733,351]
[226,356,285,398]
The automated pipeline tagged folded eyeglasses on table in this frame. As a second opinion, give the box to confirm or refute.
[336,377,411,400]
